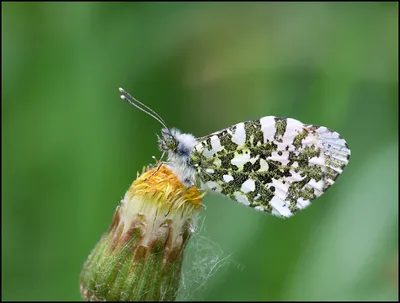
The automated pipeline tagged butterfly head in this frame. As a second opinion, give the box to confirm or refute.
[158,128,178,152]
[158,128,197,160]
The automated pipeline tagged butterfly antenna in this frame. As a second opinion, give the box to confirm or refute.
[119,87,169,129]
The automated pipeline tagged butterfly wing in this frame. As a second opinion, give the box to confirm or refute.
[189,116,351,218]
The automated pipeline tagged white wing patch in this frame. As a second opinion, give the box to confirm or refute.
[210,135,223,154]
[233,191,250,206]
[259,159,269,171]
[223,174,234,182]
[269,196,292,218]
[205,181,222,193]
[260,116,276,142]
[241,179,256,193]
[230,153,251,168]
[229,122,246,146]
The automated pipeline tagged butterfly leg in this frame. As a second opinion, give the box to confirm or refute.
[144,152,167,181]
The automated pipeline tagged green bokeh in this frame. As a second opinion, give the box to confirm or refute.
[2,2,398,301]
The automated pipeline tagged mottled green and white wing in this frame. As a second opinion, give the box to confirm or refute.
[189,117,351,218]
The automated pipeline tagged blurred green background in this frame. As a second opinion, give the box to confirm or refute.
[2,2,398,301]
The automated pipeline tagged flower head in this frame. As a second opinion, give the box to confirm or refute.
[80,164,204,301]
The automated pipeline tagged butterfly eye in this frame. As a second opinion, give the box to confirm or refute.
[165,136,178,151]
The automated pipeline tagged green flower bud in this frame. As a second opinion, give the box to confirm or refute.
[80,164,204,301]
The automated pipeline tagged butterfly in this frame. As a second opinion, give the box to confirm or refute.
[119,88,351,218]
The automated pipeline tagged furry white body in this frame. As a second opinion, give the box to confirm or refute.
[163,128,199,186]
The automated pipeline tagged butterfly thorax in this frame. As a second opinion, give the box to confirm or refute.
[158,127,198,186]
